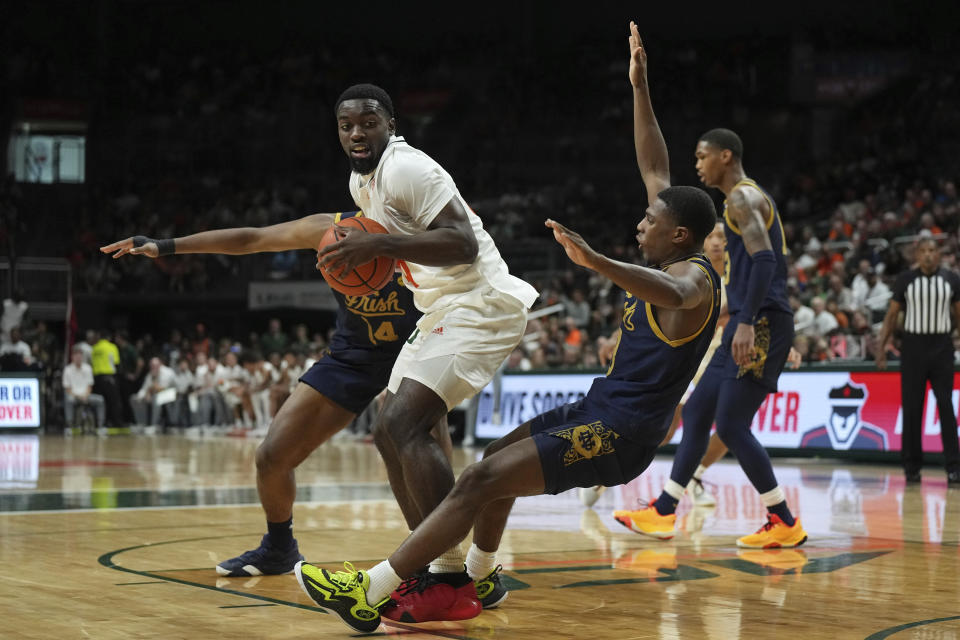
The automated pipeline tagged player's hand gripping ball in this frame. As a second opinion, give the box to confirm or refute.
[318,217,397,296]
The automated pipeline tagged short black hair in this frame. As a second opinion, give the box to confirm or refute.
[699,128,743,160]
[335,84,395,119]
[657,186,718,245]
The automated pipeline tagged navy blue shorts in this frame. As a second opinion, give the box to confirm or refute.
[715,309,794,392]
[298,351,394,414]
[530,399,659,495]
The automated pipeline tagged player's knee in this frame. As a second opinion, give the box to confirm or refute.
[450,461,496,503]
[481,439,501,460]
[371,420,394,455]
[255,427,291,472]
[255,439,279,472]
[714,420,745,445]
[378,405,430,446]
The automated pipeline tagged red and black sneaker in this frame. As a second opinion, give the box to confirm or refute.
[382,570,482,623]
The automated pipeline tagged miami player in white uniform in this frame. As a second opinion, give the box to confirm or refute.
[303,84,538,623]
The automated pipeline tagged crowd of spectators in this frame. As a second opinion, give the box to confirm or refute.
[4,10,960,398]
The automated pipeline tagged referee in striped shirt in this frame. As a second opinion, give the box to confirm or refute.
[877,237,960,484]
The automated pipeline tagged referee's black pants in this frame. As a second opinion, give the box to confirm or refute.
[94,373,123,429]
[900,333,960,475]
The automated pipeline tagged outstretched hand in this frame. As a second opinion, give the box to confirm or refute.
[100,237,159,259]
[628,21,649,88]
[545,219,600,270]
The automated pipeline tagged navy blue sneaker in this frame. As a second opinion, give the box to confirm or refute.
[216,535,304,576]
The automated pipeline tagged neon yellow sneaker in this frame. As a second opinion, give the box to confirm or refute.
[613,505,677,540]
[295,561,387,632]
[736,515,808,549]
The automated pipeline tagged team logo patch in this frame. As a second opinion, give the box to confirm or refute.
[555,421,619,466]
[737,316,770,380]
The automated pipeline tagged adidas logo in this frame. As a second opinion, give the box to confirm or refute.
[432,326,444,335]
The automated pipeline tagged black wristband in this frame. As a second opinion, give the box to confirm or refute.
[155,238,176,256]
[132,235,175,256]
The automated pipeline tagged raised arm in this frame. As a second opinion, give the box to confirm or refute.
[546,219,708,310]
[100,213,338,259]
[629,21,671,206]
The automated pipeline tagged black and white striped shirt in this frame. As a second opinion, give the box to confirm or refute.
[892,267,960,335]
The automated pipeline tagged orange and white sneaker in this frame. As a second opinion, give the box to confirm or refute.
[736,515,808,549]
[613,548,678,576]
[737,548,809,572]
[613,505,677,540]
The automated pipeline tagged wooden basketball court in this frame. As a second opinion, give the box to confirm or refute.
[2,433,958,639]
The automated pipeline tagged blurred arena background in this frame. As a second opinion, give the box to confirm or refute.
[1,0,958,446]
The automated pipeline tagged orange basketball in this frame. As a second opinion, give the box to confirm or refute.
[318,216,397,296]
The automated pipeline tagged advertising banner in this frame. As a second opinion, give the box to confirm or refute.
[0,377,41,428]
[475,370,960,453]
[248,281,338,311]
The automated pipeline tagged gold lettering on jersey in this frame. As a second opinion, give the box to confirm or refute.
[344,290,406,318]
[622,297,637,332]
[555,421,619,466]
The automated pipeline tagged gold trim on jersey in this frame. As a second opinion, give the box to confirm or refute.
[722,179,788,254]
[645,258,717,347]
[334,210,365,224]
[606,328,623,376]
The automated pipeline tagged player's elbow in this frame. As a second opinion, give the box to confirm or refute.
[457,229,479,263]
[673,284,705,310]
[658,287,686,310]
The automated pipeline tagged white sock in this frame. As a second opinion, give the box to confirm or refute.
[664,479,685,501]
[759,486,786,507]
[365,560,402,605]
[429,545,465,574]
[465,543,497,581]
[693,464,708,481]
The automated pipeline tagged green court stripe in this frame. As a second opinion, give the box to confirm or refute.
[99,538,485,640]
[865,615,960,639]
[2,482,396,513]
[513,564,611,574]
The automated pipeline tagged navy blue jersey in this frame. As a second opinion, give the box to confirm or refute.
[722,179,792,317]
[582,254,721,443]
[325,211,421,365]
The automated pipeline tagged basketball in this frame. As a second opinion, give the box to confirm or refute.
[318,216,397,296]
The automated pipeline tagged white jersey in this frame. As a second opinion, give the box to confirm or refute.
[349,136,538,314]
